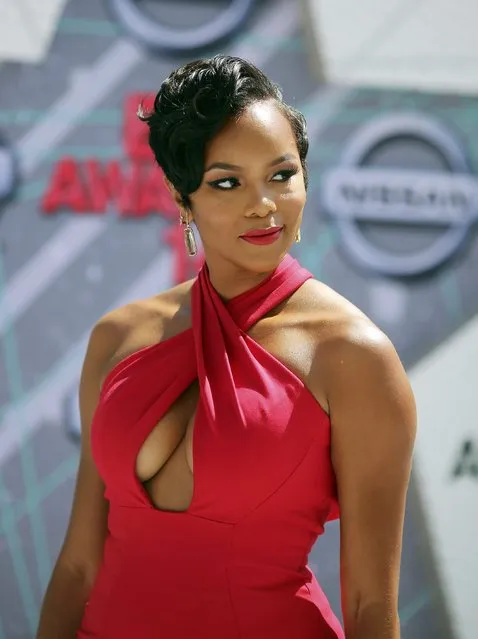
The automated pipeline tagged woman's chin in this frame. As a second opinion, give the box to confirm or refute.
[235,246,290,274]
[204,238,293,276]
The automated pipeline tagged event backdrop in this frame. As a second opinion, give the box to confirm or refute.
[1,0,477,637]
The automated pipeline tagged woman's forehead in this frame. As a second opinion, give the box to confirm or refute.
[206,102,296,162]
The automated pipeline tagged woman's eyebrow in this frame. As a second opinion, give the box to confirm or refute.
[205,154,297,172]
[205,161,241,171]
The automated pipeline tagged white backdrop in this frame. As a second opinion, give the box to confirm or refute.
[411,314,478,639]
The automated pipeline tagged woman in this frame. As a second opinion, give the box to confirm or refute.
[37,55,416,639]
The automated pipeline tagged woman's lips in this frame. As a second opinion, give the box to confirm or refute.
[240,226,284,245]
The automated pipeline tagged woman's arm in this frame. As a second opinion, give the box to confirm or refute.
[35,458,108,639]
[36,316,122,638]
[321,319,416,639]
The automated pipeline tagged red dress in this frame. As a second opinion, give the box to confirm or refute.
[78,254,344,638]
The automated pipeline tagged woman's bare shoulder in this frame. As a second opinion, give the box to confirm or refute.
[295,278,397,371]
[298,280,408,423]
[295,278,376,334]
[87,278,196,380]
[302,278,401,381]
[95,278,194,333]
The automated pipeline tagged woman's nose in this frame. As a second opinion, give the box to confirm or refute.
[246,192,277,217]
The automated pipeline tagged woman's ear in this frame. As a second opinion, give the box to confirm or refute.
[163,175,183,209]
[163,175,194,223]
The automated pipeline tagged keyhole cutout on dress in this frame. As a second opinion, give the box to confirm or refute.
[135,380,199,513]
[131,274,318,514]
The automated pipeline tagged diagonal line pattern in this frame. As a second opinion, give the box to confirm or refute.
[0,219,105,336]
[0,0,298,338]
[0,2,301,633]
[0,255,45,635]
[0,33,150,633]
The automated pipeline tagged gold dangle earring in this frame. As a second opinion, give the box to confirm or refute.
[181,211,198,257]
[295,228,301,244]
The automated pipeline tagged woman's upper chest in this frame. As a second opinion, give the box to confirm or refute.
[247,310,328,414]
[102,281,331,415]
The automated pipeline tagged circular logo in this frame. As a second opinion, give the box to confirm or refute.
[0,133,17,212]
[321,114,478,276]
[105,0,256,52]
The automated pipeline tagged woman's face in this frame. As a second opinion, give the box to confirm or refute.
[185,100,306,275]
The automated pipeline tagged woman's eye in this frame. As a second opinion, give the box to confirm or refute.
[271,169,298,182]
[207,169,298,190]
[208,177,239,190]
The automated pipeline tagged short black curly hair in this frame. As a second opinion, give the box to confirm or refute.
[138,55,309,209]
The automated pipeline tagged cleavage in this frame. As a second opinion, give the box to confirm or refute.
[135,380,199,512]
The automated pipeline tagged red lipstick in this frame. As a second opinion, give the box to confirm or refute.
[240,226,283,245]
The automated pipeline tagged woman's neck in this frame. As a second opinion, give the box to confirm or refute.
[204,254,286,302]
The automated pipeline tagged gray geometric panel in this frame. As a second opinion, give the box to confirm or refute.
[2,0,476,637]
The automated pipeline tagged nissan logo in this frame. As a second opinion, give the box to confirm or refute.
[105,0,256,52]
[322,114,478,276]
